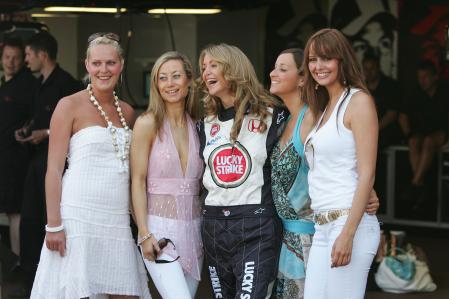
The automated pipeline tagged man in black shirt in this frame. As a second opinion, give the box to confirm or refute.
[14,32,83,293]
[363,52,402,149]
[399,60,449,199]
[0,36,37,258]
[363,52,403,209]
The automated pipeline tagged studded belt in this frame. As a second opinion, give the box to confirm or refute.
[313,209,351,225]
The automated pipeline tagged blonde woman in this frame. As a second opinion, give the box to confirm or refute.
[30,33,150,298]
[131,51,203,299]
[197,43,285,299]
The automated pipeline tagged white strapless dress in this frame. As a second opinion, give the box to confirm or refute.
[30,126,151,299]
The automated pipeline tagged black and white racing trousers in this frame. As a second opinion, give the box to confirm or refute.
[202,204,282,299]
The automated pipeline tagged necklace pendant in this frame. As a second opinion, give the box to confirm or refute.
[87,84,130,163]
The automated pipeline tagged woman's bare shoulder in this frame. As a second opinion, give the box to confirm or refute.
[54,90,87,115]
[133,112,158,136]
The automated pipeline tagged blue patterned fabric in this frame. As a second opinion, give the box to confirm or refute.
[271,105,314,299]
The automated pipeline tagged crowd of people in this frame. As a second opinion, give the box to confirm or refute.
[0,25,446,299]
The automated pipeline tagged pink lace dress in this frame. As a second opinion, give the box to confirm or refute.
[146,115,203,280]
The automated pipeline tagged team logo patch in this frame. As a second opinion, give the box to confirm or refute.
[277,110,285,124]
[208,142,252,188]
[210,123,220,137]
[247,119,261,133]
[206,135,222,146]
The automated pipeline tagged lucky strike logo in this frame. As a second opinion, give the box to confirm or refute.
[210,123,220,137]
[215,150,245,179]
[208,142,252,188]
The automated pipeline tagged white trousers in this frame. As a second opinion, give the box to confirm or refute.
[304,214,380,299]
[143,253,203,299]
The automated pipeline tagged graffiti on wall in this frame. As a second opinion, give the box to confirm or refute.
[329,0,398,78]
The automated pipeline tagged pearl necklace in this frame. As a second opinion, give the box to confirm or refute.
[87,84,130,163]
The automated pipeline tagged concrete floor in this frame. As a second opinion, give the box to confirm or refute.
[162,230,449,299]
[365,233,449,299]
[2,229,448,299]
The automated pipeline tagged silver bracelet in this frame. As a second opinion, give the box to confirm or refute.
[138,233,153,246]
[45,224,64,233]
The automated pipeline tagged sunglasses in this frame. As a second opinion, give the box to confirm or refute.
[154,238,180,264]
[304,138,314,170]
[87,32,120,44]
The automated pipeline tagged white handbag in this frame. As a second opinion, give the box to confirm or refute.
[375,248,437,293]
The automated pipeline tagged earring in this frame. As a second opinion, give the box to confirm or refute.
[120,73,123,86]
[315,83,319,90]
[85,74,91,87]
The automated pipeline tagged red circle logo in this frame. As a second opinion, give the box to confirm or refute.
[208,143,252,188]
[210,123,220,137]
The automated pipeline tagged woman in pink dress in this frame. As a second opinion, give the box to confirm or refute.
[130,51,203,299]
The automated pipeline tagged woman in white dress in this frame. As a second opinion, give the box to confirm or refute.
[30,33,151,299]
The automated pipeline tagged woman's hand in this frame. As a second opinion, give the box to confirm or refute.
[331,232,353,268]
[45,230,66,257]
[141,236,161,262]
[366,189,380,215]
[22,129,49,145]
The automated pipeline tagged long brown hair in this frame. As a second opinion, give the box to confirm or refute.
[198,43,276,143]
[147,51,200,137]
[302,28,368,120]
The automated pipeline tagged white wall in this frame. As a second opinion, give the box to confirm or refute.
[34,16,79,78]
[197,8,266,79]
[34,13,198,109]
[33,9,273,107]
[77,14,197,108]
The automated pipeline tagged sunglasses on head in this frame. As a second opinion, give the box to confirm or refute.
[154,238,180,264]
[87,32,120,44]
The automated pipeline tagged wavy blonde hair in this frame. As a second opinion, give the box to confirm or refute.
[302,28,368,120]
[198,43,276,143]
[147,51,200,137]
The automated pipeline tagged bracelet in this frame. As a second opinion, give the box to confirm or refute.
[138,233,153,246]
[45,224,64,233]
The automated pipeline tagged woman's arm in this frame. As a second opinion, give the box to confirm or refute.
[398,112,411,138]
[379,110,397,130]
[332,91,378,268]
[130,113,160,261]
[45,97,75,257]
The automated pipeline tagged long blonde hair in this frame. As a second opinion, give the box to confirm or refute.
[198,43,276,143]
[147,51,200,136]
[302,28,368,120]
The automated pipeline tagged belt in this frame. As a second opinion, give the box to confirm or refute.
[282,219,315,234]
[147,178,200,196]
[313,209,350,225]
[202,204,276,218]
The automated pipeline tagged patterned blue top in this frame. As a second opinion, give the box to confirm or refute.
[271,105,314,287]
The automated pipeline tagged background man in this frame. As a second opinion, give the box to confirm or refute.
[15,31,82,294]
[399,60,449,204]
[0,35,37,258]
